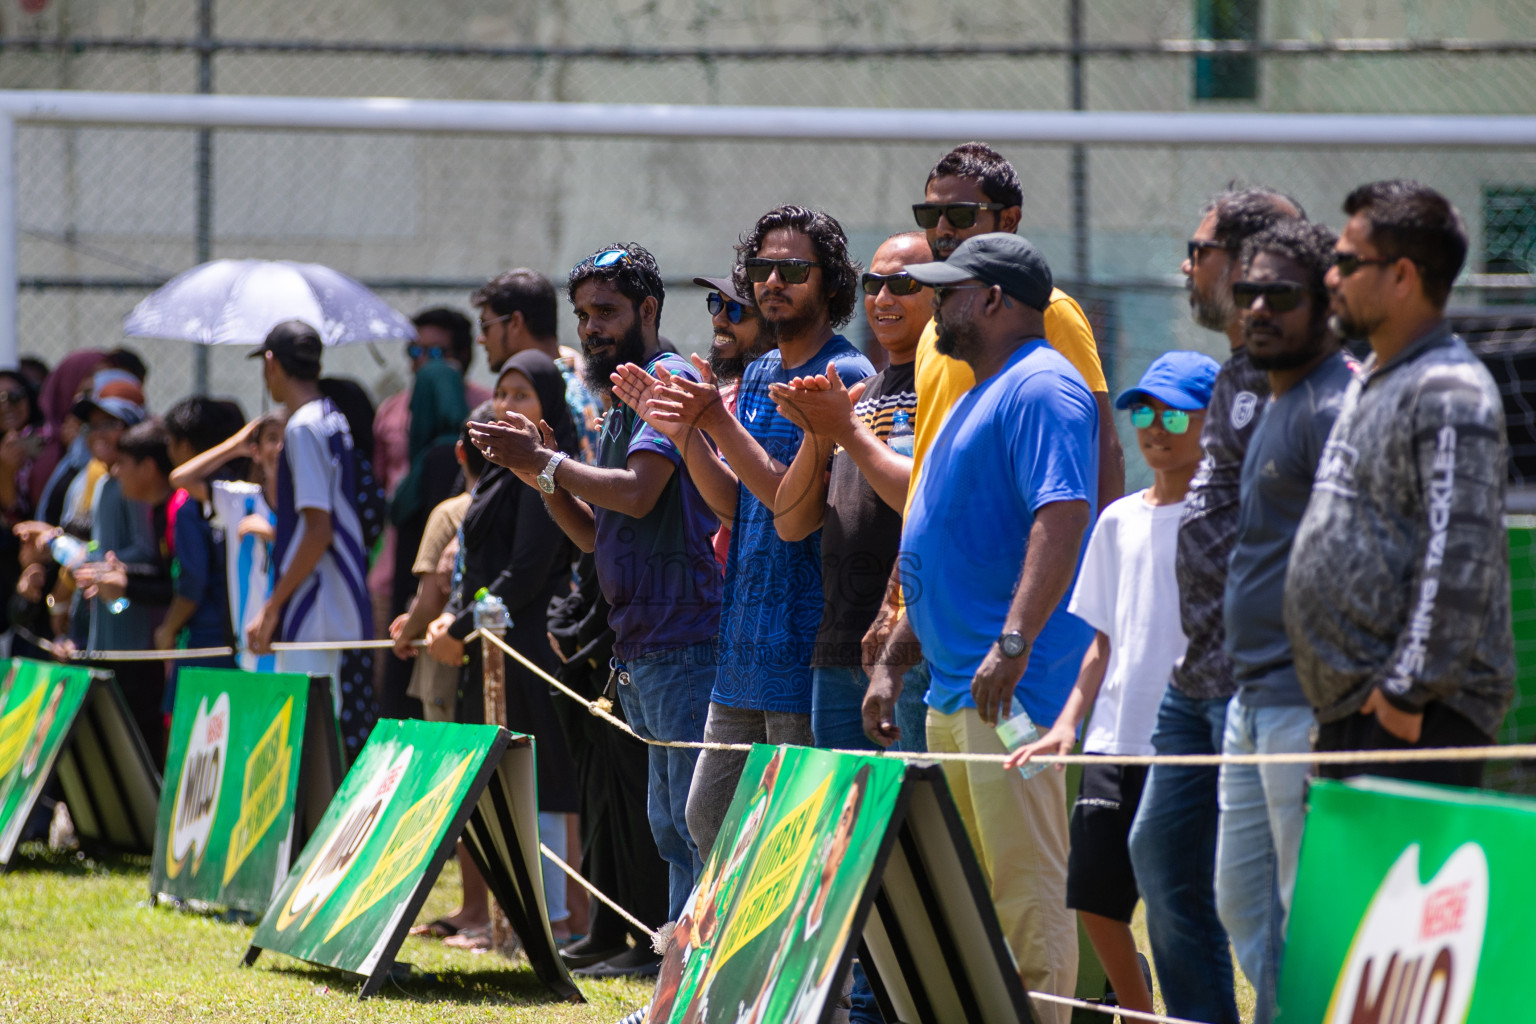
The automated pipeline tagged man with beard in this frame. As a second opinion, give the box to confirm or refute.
[860,142,1121,747]
[1213,220,1351,1024]
[612,205,873,862]
[469,243,722,949]
[1287,181,1513,784]
[770,230,930,753]
[1124,186,1301,1024]
[691,273,771,569]
[873,233,1097,1024]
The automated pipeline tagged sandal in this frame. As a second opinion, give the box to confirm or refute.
[409,917,461,939]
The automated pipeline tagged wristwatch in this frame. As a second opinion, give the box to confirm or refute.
[537,451,569,494]
[997,630,1029,658]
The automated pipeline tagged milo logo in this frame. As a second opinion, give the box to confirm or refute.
[274,746,411,933]
[166,693,231,879]
[1326,843,1487,1024]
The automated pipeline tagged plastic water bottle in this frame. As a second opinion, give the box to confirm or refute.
[48,533,89,570]
[472,588,511,634]
[49,535,129,614]
[996,696,1049,781]
[888,408,915,456]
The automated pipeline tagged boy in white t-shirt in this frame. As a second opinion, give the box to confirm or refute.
[1007,349,1219,1014]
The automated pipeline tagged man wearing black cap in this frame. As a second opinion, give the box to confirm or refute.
[692,272,770,569]
[246,320,371,708]
[868,233,1097,1021]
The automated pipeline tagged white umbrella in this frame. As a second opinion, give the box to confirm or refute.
[122,259,417,347]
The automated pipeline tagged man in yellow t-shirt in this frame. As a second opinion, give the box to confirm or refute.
[906,145,1122,515]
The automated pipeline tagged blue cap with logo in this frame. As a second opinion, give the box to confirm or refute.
[1115,350,1221,411]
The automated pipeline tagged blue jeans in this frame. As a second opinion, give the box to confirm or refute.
[1126,686,1240,1024]
[1215,699,1314,1024]
[615,640,714,922]
[539,811,569,925]
[811,663,931,754]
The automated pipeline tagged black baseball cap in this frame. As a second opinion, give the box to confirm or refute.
[904,232,1053,312]
[692,275,752,307]
[247,319,324,369]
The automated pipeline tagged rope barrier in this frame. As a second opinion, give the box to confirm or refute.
[471,629,1535,768]
[1027,992,1206,1024]
[538,841,660,945]
[13,628,422,663]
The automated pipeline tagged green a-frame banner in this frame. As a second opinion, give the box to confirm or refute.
[648,745,1032,1024]
[244,718,581,1003]
[149,668,341,913]
[0,657,159,866]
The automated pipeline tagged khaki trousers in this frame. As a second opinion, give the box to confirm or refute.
[928,706,1077,1024]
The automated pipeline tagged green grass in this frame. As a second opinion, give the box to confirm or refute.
[0,843,1259,1023]
[0,844,652,1023]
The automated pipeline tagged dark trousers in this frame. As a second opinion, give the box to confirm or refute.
[1315,700,1490,788]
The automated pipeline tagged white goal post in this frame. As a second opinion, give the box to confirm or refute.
[0,88,1532,367]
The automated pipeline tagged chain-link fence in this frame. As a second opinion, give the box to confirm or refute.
[2,0,1535,454]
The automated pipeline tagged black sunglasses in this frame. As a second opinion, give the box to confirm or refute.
[912,202,1007,230]
[1333,252,1398,278]
[706,292,752,324]
[744,258,821,285]
[1232,280,1309,314]
[861,272,925,297]
[1187,239,1229,263]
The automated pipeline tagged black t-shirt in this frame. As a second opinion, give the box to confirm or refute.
[812,361,917,667]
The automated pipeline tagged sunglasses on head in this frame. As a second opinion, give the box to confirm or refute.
[591,248,631,269]
[744,258,821,285]
[912,202,1006,230]
[1333,252,1398,278]
[861,272,925,297]
[1232,280,1309,314]
[706,292,751,323]
[1129,404,1194,434]
[408,344,445,361]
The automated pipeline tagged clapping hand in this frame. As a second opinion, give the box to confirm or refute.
[767,363,867,445]
[469,413,549,475]
[641,354,729,436]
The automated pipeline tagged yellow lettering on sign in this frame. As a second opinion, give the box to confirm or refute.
[0,682,45,781]
[712,775,831,967]
[223,697,294,886]
[323,751,475,941]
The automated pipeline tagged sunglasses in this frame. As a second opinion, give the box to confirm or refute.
[1333,252,1398,278]
[1129,404,1194,434]
[912,202,1006,230]
[478,312,513,332]
[706,292,752,324]
[861,272,925,297]
[1187,239,1229,263]
[0,389,26,404]
[744,258,821,285]
[591,248,631,269]
[1232,280,1309,314]
[408,344,445,361]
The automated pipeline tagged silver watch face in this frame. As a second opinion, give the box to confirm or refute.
[538,472,557,494]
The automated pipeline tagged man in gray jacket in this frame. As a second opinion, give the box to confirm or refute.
[1285,180,1514,787]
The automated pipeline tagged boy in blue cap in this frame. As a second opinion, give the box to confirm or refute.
[1008,348,1220,1014]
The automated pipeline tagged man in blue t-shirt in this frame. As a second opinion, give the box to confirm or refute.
[874,233,1098,1011]
[470,244,722,958]
[614,206,873,860]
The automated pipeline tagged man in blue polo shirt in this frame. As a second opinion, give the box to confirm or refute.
[871,233,1097,1022]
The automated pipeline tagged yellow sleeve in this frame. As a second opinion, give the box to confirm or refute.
[1043,288,1108,393]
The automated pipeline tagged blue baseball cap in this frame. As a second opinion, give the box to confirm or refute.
[1115,350,1221,411]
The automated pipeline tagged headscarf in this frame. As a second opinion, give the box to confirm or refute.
[459,351,577,573]
[501,349,579,459]
[38,350,106,434]
[389,359,470,525]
